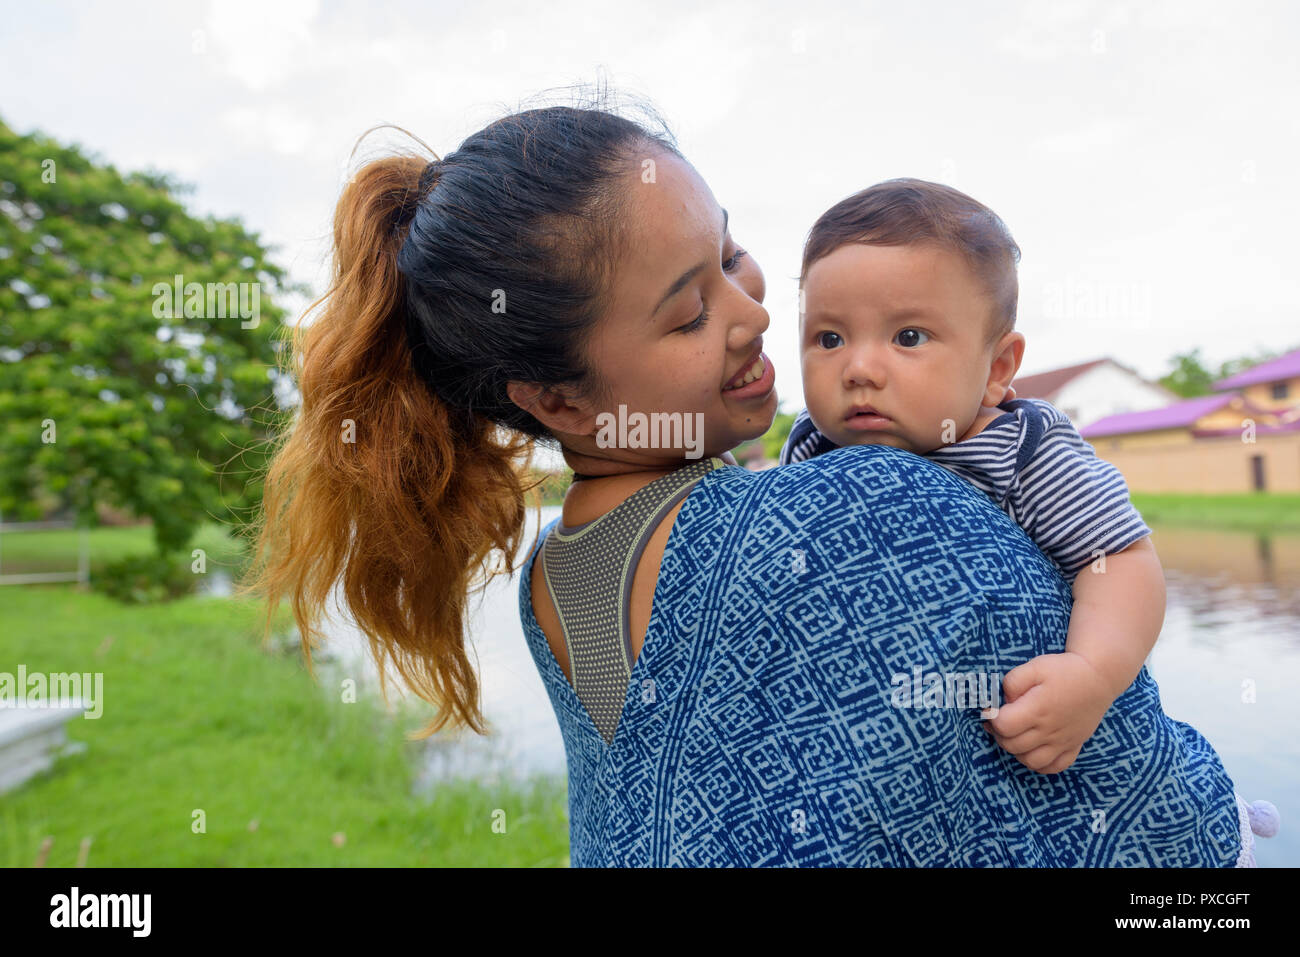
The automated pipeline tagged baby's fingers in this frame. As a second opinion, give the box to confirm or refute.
[988,726,1045,756]
[983,697,1036,738]
[1041,748,1081,775]
[1019,744,1069,774]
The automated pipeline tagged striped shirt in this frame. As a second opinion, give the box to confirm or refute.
[779,398,1151,581]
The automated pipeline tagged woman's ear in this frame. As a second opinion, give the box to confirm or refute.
[982,332,1026,407]
[506,380,600,436]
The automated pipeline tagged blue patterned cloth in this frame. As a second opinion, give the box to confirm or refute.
[519,443,1243,866]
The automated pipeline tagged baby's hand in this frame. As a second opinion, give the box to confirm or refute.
[981,652,1114,774]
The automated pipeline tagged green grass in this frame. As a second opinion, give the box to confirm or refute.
[0,521,247,575]
[0,574,570,866]
[1129,492,1300,534]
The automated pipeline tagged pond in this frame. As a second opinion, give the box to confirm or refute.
[314,507,1298,867]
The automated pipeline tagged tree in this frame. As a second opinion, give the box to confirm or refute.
[1158,349,1216,397]
[0,116,296,557]
[1159,347,1286,398]
[760,409,799,460]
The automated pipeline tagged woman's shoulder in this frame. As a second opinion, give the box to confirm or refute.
[520,445,1013,572]
[677,445,1041,590]
[728,443,995,517]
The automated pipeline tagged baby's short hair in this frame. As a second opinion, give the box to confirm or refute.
[801,178,1021,344]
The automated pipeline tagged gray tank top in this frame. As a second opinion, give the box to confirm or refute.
[537,456,728,744]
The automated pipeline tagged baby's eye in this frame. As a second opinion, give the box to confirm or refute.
[817,331,842,349]
[895,328,929,348]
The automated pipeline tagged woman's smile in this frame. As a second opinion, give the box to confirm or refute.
[721,351,775,399]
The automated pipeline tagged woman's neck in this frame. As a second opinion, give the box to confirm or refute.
[560,448,688,482]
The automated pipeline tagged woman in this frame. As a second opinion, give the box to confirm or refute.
[243,100,1252,867]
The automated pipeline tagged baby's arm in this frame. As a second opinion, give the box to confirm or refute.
[1064,535,1165,701]
[978,400,1161,773]
[984,535,1165,774]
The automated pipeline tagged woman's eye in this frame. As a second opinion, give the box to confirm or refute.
[680,308,711,334]
[895,328,929,348]
[817,331,841,349]
[722,248,747,272]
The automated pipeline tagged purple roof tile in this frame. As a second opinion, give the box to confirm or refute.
[1079,393,1238,439]
[1213,347,1300,391]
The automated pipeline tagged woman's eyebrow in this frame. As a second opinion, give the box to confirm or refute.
[651,207,729,317]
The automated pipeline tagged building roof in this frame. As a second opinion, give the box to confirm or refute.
[1010,358,1111,400]
[1079,393,1240,439]
[1192,418,1300,438]
[1212,347,1300,391]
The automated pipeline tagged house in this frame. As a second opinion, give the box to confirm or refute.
[1081,393,1276,447]
[1010,358,1179,428]
[1212,348,1300,420]
[1079,347,1300,492]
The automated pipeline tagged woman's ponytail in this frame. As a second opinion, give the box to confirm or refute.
[239,146,535,738]
[242,104,681,739]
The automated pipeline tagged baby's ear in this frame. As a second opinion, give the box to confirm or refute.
[984,332,1026,405]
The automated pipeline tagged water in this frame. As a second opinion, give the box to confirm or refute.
[312,506,568,787]
[1141,526,1299,868]
[308,511,1298,866]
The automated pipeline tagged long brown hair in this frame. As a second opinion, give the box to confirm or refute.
[238,105,678,738]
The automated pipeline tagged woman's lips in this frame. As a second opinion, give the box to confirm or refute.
[721,351,775,399]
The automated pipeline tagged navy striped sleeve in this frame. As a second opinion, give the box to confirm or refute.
[1010,401,1152,580]
[779,408,841,465]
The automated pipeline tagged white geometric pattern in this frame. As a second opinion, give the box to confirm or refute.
[519,443,1243,866]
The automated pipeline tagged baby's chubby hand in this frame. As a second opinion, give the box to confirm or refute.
[980,652,1113,774]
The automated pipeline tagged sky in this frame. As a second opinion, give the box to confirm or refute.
[3,0,1298,430]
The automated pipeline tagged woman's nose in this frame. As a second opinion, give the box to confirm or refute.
[726,291,769,348]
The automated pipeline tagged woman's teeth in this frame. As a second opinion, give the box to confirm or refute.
[724,356,765,391]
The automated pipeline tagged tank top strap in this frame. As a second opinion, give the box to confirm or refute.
[538,456,728,744]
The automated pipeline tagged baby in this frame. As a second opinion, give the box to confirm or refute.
[779,178,1163,776]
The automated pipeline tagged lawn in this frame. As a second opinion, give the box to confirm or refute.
[0,521,246,577]
[0,528,570,867]
[1129,492,1300,534]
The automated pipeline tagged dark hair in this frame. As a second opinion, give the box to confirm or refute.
[240,98,680,737]
[801,178,1021,342]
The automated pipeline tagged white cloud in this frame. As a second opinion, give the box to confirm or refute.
[0,0,1296,409]
[204,0,320,91]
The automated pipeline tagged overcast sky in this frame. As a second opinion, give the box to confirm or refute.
[4,0,1297,423]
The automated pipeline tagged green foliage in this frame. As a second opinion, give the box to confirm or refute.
[761,409,798,460]
[1158,350,1215,397]
[0,115,301,564]
[1158,347,1287,398]
[525,467,572,507]
[93,551,198,604]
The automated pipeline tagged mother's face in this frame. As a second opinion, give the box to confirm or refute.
[556,149,778,465]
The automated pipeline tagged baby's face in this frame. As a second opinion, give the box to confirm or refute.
[800,242,1003,454]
